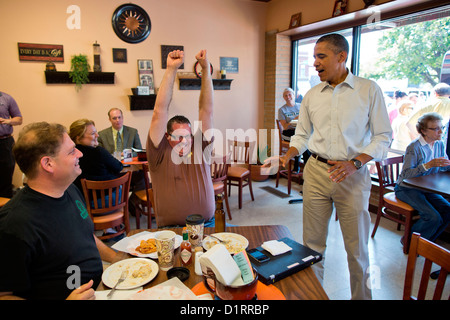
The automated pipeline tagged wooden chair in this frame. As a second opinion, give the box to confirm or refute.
[403,233,450,300]
[371,155,417,253]
[211,153,232,220]
[227,139,256,209]
[275,120,303,195]
[80,172,132,241]
[132,163,156,229]
[0,197,10,208]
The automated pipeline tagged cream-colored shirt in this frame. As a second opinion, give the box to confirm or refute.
[407,96,450,126]
[290,71,392,161]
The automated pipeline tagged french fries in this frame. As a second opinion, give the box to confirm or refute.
[135,239,157,254]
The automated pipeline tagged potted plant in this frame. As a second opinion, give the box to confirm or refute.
[69,54,90,91]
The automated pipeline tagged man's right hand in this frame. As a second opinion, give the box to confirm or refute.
[66,280,96,300]
[167,50,185,70]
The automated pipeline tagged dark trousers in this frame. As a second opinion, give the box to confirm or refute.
[0,136,15,198]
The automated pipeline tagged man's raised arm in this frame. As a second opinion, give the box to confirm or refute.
[149,50,185,147]
[196,50,214,133]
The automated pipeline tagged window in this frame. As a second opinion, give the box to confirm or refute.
[359,8,450,111]
[292,5,450,105]
[291,5,450,152]
[293,29,352,102]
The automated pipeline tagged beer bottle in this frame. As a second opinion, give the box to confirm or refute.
[214,194,226,233]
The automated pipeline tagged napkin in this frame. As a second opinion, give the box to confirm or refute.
[261,240,292,256]
[95,287,142,300]
[199,244,241,286]
[129,278,199,300]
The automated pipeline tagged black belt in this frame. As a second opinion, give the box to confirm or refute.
[311,153,330,165]
[0,134,12,139]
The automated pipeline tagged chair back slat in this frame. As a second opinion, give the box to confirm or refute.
[211,153,230,182]
[80,172,132,215]
[404,233,450,300]
[227,139,256,165]
[376,155,404,192]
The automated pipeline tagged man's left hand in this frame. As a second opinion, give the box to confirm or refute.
[327,160,357,183]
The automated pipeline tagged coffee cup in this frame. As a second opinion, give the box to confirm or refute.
[155,230,176,271]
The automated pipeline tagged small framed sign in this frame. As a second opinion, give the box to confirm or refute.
[137,86,150,95]
[161,45,184,69]
[138,59,155,94]
[332,0,348,17]
[289,12,301,29]
[113,48,127,62]
[219,57,239,74]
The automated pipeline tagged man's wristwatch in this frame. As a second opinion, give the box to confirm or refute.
[351,158,362,170]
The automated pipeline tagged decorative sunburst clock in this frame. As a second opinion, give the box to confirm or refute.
[112,4,151,44]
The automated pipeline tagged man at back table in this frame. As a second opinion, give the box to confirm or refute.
[147,49,215,227]
[273,34,392,300]
[98,107,142,154]
[98,107,145,193]
[0,122,121,300]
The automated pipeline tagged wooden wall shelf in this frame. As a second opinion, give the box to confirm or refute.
[179,78,233,90]
[45,71,115,84]
[128,94,156,111]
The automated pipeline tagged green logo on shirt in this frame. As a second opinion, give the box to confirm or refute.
[76,200,88,219]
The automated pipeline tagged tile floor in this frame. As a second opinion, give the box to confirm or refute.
[122,176,449,300]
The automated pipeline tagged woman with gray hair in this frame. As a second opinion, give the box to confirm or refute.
[277,88,309,171]
[395,112,450,242]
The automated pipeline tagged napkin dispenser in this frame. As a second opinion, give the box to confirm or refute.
[199,244,241,286]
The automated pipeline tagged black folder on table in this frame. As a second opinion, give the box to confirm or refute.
[249,237,322,285]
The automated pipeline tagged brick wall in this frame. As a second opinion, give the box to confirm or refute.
[263,30,292,155]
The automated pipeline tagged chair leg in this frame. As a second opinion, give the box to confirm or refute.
[238,180,243,209]
[248,177,255,201]
[403,216,412,254]
[224,193,232,220]
[276,171,280,188]
[287,162,292,195]
[135,211,141,229]
[147,205,152,229]
[371,207,383,238]
[124,207,130,234]
[223,183,232,220]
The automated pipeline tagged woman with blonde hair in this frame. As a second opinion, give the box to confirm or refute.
[69,119,123,192]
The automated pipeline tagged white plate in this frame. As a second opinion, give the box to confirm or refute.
[125,232,183,259]
[203,232,249,254]
[102,258,159,290]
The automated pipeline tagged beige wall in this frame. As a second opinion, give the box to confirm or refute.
[0,0,267,187]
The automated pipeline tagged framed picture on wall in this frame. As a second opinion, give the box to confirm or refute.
[161,45,184,69]
[137,59,155,94]
[289,12,301,29]
[112,48,127,62]
[332,0,348,17]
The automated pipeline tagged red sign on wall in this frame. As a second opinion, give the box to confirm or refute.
[18,43,64,62]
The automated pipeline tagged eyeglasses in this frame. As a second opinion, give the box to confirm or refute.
[169,133,192,141]
[426,126,445,132]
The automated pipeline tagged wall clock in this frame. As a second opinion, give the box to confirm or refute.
[112,4,151,44]
[194,61,213,78]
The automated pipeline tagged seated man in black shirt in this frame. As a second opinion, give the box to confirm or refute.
[0,122,122,300]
